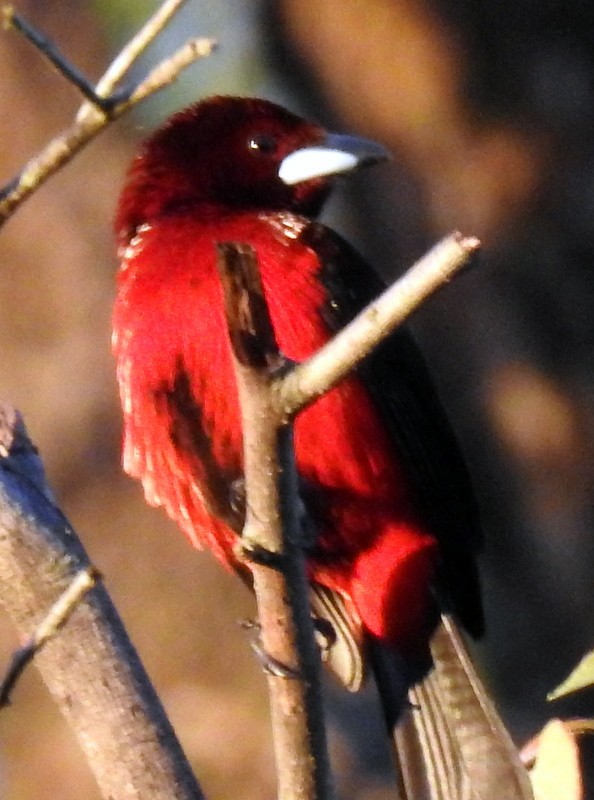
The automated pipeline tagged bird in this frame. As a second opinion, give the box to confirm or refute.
[112,96,527,799]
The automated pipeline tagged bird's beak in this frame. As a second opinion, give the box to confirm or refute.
[278,133,391,186]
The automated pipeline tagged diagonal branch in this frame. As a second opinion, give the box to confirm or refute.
[0,2,216,225]
[3,8,117,109]
[275,232,479,419]
[215,234,486,800]
[0,405,205,800]
[0,565,99,707]
[76,0,192,123]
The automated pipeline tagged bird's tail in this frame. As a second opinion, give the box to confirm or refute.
[370,615,533,800]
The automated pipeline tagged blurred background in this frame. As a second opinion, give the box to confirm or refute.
[1,0,594,797]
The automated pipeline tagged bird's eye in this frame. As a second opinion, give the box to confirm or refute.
[248,134,278,155]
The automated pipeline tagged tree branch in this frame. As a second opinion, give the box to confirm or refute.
[215,234,482,800]
[0,565,99,707]
[76,0,192,123]
[0,405,205,800]
[0,2,216,225]
[216,243,334,800]
[275,232,479,419]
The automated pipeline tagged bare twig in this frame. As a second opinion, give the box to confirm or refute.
[275,232,479,419]
[216,243,333,800]
[0,565,99,707]
[0,405,205,800]
[76,0,191,123]
[0,3,216,225]
[124,38,214,108]
[3,8,121,110]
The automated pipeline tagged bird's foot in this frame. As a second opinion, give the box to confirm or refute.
[229,478,246,517]
[239,620,302,679]
[236,541,286,571]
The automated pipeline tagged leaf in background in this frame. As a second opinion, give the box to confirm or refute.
[528,719,583,800]
[548,651,594,700]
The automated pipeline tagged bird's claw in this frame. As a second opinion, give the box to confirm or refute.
[251,639,302,679]
[239,619,302,679]
[237,541,286,571]
[229,478,246,517]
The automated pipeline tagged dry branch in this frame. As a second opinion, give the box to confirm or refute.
[215,233,481,800]
[216,242,333,800]
[0,565,99,706]
[0,406,204,800]
[275,232,479,418]
[0,4,216,225]
[76,0,192,123]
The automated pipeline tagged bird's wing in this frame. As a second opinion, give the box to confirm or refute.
[299,223,531,799]
[300,221,483,636]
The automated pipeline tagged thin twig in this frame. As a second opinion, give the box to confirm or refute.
[0,565,100,707]
[0,405,205,800]
[76,0,191,124]
[216,243,334,800]
[274,232,480,419]
[0,3,216,225]
[3,8,122,110]
[124,38,215,108]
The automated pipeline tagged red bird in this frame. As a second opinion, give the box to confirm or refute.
[112,96,482,716]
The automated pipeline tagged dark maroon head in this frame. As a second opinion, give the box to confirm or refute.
[116,96,390,243]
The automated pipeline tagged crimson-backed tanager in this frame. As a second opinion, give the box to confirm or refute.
[112,96,482,731]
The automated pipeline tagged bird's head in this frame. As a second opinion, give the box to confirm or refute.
[116,96,390,242]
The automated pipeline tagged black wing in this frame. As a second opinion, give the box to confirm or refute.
[301,222,483,638]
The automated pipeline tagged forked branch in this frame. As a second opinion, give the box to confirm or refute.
[0,2,216,225]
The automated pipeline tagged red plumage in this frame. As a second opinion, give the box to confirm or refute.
[113,96,481,690]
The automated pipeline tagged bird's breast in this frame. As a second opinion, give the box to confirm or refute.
[113,212,438,648]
